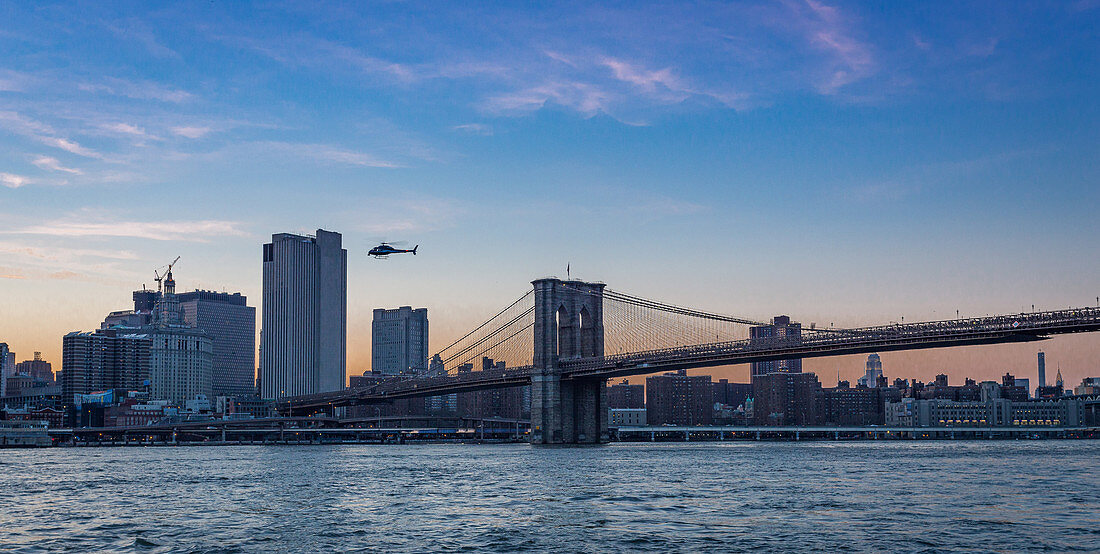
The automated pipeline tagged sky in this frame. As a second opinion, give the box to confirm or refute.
[0,1,1097,387]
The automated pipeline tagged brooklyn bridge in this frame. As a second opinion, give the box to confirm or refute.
[281,278,1100,444]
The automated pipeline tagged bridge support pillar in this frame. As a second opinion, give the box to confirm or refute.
[530,278,609,445]
[530,373,608,444]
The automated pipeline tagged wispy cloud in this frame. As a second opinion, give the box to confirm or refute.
[15,218,250,242]
[171,126,212,139]
[452,123,493,135]
[100,122,160,141]
[257,141,403,168]
[0,110,106,159]
[791,0,876,94]
[31,155,82,174]
[78,77,194,103]
[485,81,614,116]
[0,172,32,188]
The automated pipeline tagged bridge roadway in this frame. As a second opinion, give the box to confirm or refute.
[285,306,1100,414]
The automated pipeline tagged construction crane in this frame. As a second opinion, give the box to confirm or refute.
[153,256,181,294]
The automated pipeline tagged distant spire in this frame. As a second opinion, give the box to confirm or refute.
[1056,367,1064,388]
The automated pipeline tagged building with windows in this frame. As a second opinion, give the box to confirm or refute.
[857,354,883,388]
[713,379,752,409]
[178,290,256,397]
[610,408,647,426]
[753,371,820,426]
[261,229,347,399]
[61,329,151,424]
[607,379,645,409]
[371,306,428,375]
[0,343,10,397]
[646,370,712,426]
[15,352,53,383]
[749,316,802,376]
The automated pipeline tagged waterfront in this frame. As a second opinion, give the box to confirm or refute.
[2,442,1098,552]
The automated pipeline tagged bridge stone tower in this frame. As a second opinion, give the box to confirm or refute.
[531,278,609,444]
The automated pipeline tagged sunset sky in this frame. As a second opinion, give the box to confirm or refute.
[0,1,1097,387]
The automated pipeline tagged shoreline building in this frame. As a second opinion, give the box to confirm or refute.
[261,229,347,399]
[371,307,428,375]
[178,290,256,397]
[0,343,9,397]
[61,329,152,423]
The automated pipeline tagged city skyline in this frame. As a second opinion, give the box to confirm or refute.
[1,2,1098,386]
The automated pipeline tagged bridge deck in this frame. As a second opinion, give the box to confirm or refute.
[285,306,1100,413]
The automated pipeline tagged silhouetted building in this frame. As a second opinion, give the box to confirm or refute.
[819,381,884,425]
[1037,351,1046,387]
[261,229,347,399]
[0,343,10,397]
[713,379,752,409]
[646,370,713,425]
[1000,373,1029,402]
[607,379,645,409]
[749,316,802,376]
[178,290,256,397]
[753,371,820,426]
[372,306,428,375]
[15,352,53,383]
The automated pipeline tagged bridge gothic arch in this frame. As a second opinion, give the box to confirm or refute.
[531,278,608,444]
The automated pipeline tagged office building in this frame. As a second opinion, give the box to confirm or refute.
[15,352,53,383]
[1037,351,1046,387]
[0,343,9,397]
[607,379,645,409]
[646,370,713,426]
[749,316,802,376]
[178,290,257,397]
[857,354,883,388]
[371,306,428,375]
[261,229,347,399]
[140,269,215,405]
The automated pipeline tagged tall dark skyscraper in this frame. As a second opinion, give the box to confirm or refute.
[749,316,803,376]
[261,229,347,399]
[371,306,428,375]
[1037,351,1046,387]
[178,290,257,397]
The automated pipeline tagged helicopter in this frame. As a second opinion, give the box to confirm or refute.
[368,242,418,258]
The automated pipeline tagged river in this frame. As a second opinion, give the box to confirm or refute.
[2,441,1098,552]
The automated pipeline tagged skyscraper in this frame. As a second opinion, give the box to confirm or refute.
[371,306,428,375]
[145,269,214,405]
[857,353,883,388]
[0,342,10,397]
[1037,351,1046,387]
[61,329,151,404]
[261,229,347,399]
[749,316,802,376]
[178,290,256,397]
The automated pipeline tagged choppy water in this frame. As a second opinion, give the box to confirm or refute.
[2,441,1098,552]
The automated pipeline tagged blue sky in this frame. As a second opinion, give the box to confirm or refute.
[1,1,1098,383]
